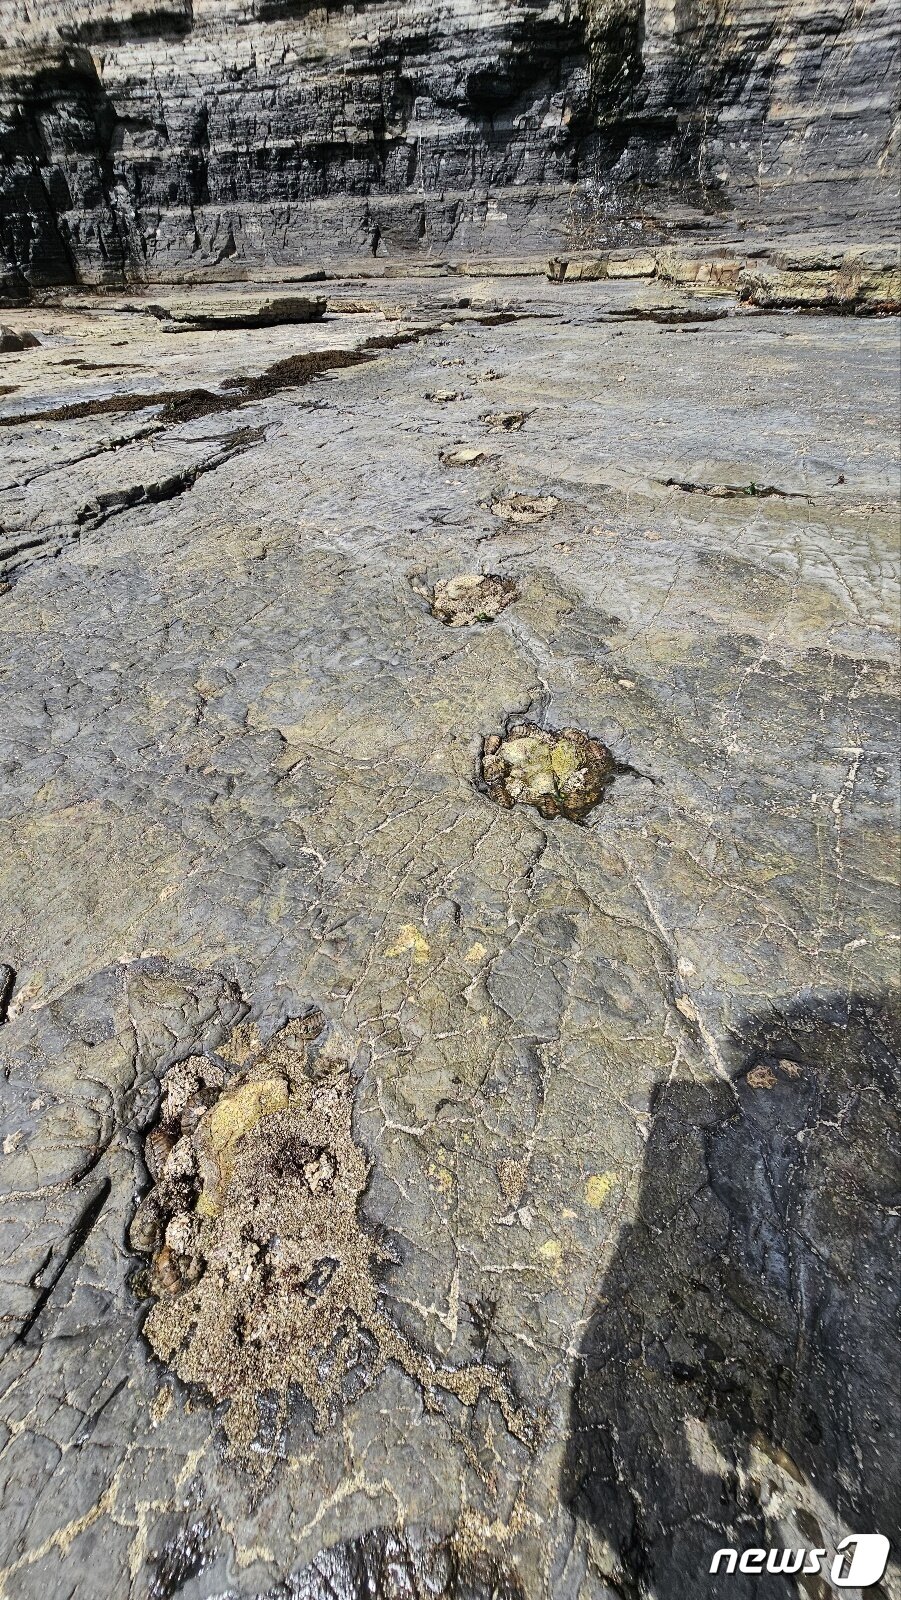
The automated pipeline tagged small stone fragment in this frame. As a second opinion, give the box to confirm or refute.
[480,721,620,822]
[430,573,518,626]
[439,446,487,467]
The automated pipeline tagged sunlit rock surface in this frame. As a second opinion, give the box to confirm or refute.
[0,272,898,1598]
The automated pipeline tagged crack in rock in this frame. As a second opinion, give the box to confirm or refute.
[663,477,810,501]
[75,427,265,530]
[0,330,428,431]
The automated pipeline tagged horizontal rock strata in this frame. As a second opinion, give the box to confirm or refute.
[1,0,898,288]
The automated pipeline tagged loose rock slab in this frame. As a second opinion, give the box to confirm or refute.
[149,294,328,330]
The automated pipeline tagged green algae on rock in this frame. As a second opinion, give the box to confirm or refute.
[480,721,620,822]
[131,1016,534,1459]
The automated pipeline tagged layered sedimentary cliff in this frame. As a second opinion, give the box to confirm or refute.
[0,0,898,287]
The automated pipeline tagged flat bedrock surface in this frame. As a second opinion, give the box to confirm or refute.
[0,273,898,1600]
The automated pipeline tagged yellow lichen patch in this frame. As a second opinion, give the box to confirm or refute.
[538,1239,562,1263]
[551,738,581,781]
[386,923,431,964]
[428,1161,454,1196]
[465,941,488,962]
[195,1073,289,1217]
[585,1171,617,1208]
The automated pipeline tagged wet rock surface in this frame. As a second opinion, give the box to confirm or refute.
[0,275,898,1600]
[563,994,901,1598]
[215,1525,526,1600]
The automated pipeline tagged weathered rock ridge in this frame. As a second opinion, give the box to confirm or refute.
[1,0,898,289]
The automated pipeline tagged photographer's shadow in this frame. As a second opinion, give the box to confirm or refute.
[561,994,900,1598]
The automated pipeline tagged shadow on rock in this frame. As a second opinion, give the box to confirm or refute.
[214,1525,525,1599]
[561,993,900,1598]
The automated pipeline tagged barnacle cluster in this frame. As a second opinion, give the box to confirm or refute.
[480,721,619,822]
[430,573,518,626]
[489,494,558,523]
[131,1014,533,1458]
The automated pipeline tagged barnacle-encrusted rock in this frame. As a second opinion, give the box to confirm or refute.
[481,721,619,821]
[132,1016,534,1457]
[430,573,518,626]
[482,411,530,431]
[490,495,559,524]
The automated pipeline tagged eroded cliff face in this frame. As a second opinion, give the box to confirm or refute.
[0,0,898,287]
